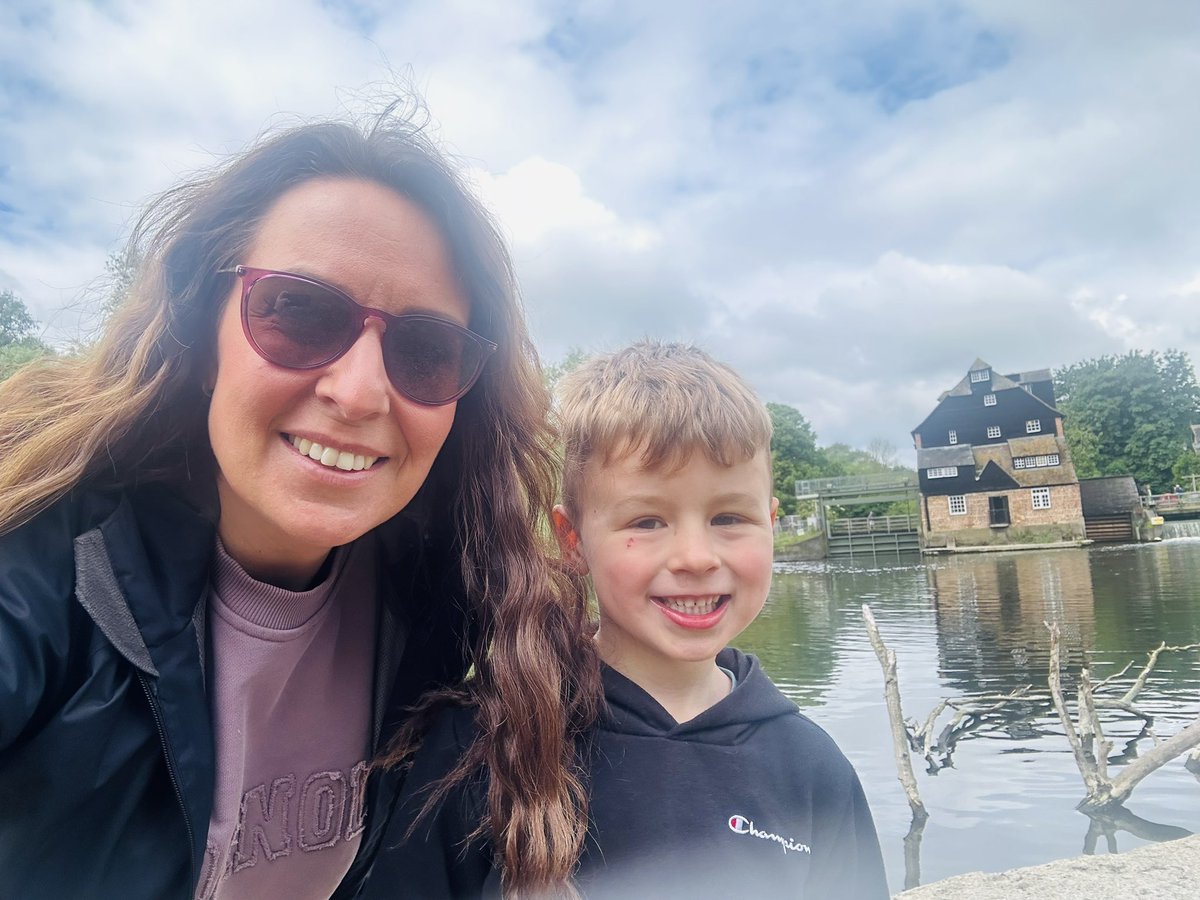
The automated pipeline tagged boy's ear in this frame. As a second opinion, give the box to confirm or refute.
[552,505,589,575]
[770,496,780,525]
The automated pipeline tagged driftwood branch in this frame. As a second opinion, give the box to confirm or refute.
[1046,622,1106,797]
[1099,718,1200,809]
[863,604,927,820]
[1120,642,1200,705]
[1045,621,1200,811]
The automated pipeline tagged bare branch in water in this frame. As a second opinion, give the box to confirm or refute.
[863,604,927,821]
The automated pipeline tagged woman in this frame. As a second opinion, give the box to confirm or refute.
[0,101,600,899]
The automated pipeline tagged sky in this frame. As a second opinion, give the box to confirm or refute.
[2,0,1198,463]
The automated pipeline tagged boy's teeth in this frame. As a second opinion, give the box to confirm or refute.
[660,596,723,615]
[288,435,378,471]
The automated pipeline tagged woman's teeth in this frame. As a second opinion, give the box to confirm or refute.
[657,596,725,615]
[289,435,378,472]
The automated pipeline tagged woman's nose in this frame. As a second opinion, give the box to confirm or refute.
[315,318,392,419]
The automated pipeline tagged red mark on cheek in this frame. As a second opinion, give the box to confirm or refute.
[626,538,635,549]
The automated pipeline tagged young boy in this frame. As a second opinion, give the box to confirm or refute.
[368,342,888,898]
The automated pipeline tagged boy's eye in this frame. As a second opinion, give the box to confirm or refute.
[712,514,743,526]
[631,518,665,530]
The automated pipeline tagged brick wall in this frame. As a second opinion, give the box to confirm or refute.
[924,483,1085,546]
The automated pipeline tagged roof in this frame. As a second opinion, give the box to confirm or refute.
[1007,434,1063,456]
[1005,368,1052,385]
[1079,476,1141,517]
[917,445,976,468]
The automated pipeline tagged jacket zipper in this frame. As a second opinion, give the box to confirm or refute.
[139,672,197,897]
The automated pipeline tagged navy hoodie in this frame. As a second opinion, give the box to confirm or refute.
[366,648,888,898]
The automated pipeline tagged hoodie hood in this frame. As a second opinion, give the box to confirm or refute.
[600,647,799,744]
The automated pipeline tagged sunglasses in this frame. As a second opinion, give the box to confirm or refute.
[220,266,497,406]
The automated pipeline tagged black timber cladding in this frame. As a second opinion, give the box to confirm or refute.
[916,445,977,494]
[912,360,1063,450]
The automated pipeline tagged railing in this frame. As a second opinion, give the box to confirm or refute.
[1144,491,1200,514]
[796,472,918,497]
[828,514,919,536]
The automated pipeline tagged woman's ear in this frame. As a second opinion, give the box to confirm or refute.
[552,505,589,576]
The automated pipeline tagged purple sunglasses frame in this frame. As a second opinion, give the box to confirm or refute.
[219,265,498,406]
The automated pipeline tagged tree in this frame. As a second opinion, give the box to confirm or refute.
[767,402,823,514]
[0,290,51,381]
[100,247,141,321]
[1055,350,1200,490]
[865,437,898,468]
[0,289,37,347]
[1172,450,1200,487]
[543,346,589,396]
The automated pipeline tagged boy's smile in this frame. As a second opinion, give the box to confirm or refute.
[556,449,778,687]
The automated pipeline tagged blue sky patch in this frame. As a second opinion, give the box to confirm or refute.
[836,10,1011,112]
[319,0,383,36]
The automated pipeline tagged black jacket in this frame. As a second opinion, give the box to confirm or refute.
[368,648,888,899]
[0,483,471,899]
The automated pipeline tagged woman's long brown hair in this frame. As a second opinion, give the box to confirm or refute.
[0,96,602,895]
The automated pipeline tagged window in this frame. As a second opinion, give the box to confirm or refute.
[948,429,958,444]
[983,393,997,406]
[927,466,958,479]
[987,425,1001,439]
[948,495,967,515]
[1012,453,1060,469]
[1026,419,1042,433]
[1031,487,1051,509]
[988,495,1010,526]
[970,368,991,383]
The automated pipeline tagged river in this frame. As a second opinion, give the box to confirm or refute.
[740,534,1200,894]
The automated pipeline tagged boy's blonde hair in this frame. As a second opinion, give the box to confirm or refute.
[557,341,774,517]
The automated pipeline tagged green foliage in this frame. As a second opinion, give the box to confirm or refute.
[0,289,37,347]
[0,341,51,381]
[101,248,141,321]
[543,346,589,396]
[1062,420,1102,479]
[1055,350,1200,489]
[0,290,52,381]
[1172,450,1200,486]
[767,402,823,515]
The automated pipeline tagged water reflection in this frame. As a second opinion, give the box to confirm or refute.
[744,540,1200,890]
[929,550,1098,696]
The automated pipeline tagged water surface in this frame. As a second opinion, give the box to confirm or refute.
[740,538,1200,892]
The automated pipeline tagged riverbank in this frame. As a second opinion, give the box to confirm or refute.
[895,834,1200,899]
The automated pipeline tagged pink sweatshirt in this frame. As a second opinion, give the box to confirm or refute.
[196,537,378,900]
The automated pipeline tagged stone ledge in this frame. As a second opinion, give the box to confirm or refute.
[894,834,1200,899]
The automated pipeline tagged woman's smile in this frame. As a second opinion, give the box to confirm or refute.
[285,433,383,472]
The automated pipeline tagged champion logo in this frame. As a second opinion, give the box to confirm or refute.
[727,813,811,855]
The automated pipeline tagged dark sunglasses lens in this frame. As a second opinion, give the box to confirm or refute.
[385,318,484,404]
[245,276,357,367]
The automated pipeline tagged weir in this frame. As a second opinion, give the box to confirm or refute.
[795,473,921,560]
[1162,520,1200,540]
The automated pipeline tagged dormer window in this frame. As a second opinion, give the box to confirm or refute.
[1026,419,1042,434]
[987,425,1001,439]
[948,430,958,444]
[970,368,991,383]
[983,393,997,406]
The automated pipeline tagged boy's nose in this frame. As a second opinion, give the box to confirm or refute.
[667,526,720,575]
